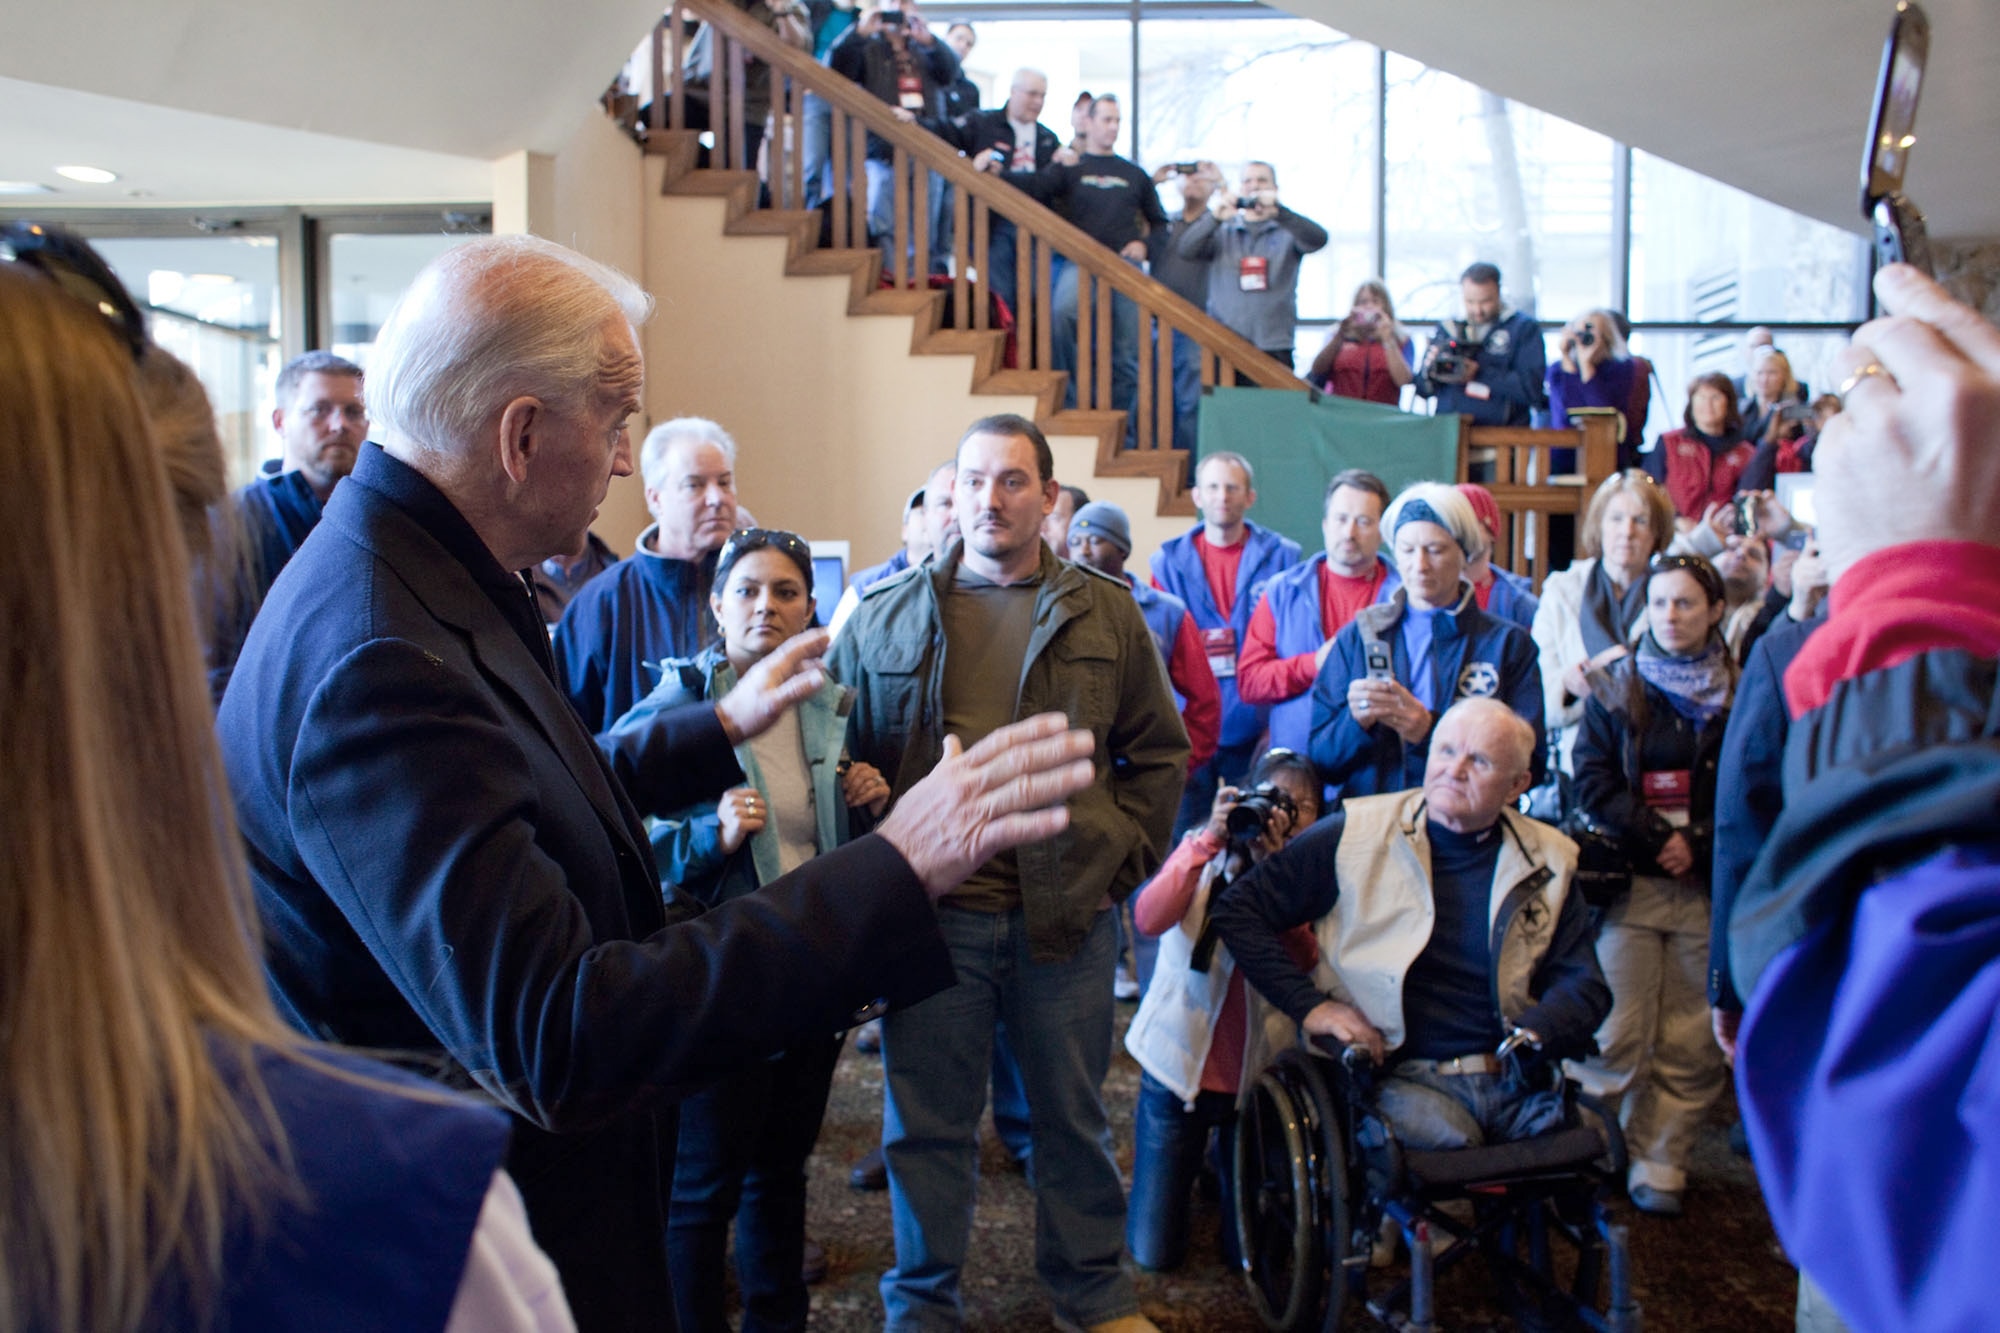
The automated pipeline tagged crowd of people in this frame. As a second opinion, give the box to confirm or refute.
[4,188,1996,1333]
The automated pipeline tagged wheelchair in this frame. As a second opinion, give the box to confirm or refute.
[1231,1037,1641,1332]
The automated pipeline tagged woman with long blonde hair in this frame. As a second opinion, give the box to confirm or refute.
[0,248,566,1331]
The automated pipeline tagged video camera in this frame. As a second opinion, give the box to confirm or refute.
[1423,330,1475,385]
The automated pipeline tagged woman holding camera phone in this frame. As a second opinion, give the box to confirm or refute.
[1546,308,1646,470]
[1122,749,1323,1272]
[609,528,891,1333]
[1307,279,1414,405]
[1566,554,1735,1218]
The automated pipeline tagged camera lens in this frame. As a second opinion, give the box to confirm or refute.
[1576,328,1596,347]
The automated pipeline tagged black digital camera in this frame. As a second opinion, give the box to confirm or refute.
[1226,782,1299,840]
[1575,326,1597,349]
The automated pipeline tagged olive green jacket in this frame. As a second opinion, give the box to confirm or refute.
[828,540,1190,961]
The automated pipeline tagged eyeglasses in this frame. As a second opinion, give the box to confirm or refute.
[1,221,149,363]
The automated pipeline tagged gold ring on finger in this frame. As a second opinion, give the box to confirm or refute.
[1837,361,1893,402]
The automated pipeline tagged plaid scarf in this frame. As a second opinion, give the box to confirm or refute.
[1634,631,1735,724]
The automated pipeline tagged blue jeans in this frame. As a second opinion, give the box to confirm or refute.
[990,1021,1033,1164]
[865,157,949,282]
[668,1034,844,1333]
[1169,326,1203,464]
[797,91,832,208]
[1128,1074,1240,1272]
[1373,1062,1567,1151]
[880,905,1134,1332]
[1053,256,1140,415]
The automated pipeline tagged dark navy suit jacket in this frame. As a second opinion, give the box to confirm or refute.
[218,445,952,1332]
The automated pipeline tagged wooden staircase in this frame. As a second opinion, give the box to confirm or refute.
[649,129,1146,495]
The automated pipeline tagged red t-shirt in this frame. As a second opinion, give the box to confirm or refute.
[1193,529,1247,616]
[1319,560,1387,638]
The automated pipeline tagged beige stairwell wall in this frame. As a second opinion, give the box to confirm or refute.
[522,124,1189,572]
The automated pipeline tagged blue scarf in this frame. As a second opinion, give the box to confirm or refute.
[1634,631,1735,724]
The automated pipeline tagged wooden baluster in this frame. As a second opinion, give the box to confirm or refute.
[787,75,804,211]
[952,192,970,331]
[1035,241,1052,373]
[1016,229,1033,363]
[829,106,848,246]
[651,21,668,132]
[1157,323,1175,457]
[670,7,686,131]
[850,117,868,250]
[912,165,930,289]
[1200,349,1216,390]
[890,146,910,288]
[972,203,989,332]
[1144,312,1160,452]
[1094,275,1112,412]
[729,36,748,173]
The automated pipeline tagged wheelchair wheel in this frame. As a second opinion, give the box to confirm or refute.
[1232,1050,1352,1333]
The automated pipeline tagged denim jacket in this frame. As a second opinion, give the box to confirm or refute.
[827,539,1189,962]
[610,643,855,908]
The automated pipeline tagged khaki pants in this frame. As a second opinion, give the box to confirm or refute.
[1566,875,1726,1193]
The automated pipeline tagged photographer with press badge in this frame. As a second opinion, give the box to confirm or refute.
[1413,260,1547,428]
[1121,749,1324,1272]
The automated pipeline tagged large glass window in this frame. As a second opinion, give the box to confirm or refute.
[1629,327,1850,445]
[324,229,483,369]
[1382,56,1615,327]
[1137,18,1377,331]
[89,234,284,487]
[1630,150,1869,325]
[945,19,1133,156]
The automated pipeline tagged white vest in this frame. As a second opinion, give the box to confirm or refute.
[1316,791,1580,1054]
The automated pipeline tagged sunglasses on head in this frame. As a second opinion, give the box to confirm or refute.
[717,527,815,589]
[1,222,149,363]
[1648,553,1725,603]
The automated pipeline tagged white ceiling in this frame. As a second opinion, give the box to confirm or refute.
[1,0,1995,238]
[1285,0,2000,241]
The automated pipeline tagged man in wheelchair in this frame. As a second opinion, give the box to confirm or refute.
[1210,698,1628,1330]
[1212,696,1610,1151]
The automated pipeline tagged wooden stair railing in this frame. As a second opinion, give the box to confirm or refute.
[638,0,1303,507]
[1459,413,1621,592]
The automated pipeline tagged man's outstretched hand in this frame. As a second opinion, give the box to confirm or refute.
[875,713,1095,900]
[715,629,830,744]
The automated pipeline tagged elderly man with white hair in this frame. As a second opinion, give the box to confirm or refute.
[215,234,1099,1332]
[554,415,741,733]
[1308,481,1545,801]
[1214,696,1610,1151]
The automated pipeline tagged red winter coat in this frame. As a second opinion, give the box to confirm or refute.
[1647,428,1756,519]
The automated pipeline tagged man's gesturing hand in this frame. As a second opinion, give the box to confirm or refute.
[714,628,830,744]
[875,713,1095,900]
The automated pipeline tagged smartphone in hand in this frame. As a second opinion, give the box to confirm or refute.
[1861,2,1932,275]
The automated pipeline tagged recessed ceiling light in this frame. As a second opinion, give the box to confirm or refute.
[0,181,53,195]
[54,164,118,184]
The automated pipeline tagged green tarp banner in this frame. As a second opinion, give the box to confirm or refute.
[1195,388,1461,555]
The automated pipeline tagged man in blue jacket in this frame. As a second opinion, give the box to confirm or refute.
[207,350,366,701]
[1310,482,1544,800]
[216,235,1097,1333]
[1149,450,1301,831]
[553,416,740,734]
[1412,261,1547,427]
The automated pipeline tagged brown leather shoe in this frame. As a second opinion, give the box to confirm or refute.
[848,1146,887,1191]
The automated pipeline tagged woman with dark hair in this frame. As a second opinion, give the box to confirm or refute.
[0,243,567,1331]
[1123,748,1323,1271]
[1307,279,1414,405]
[1643,373,1757,525]
[1530,469,1678,777]
[1567,554,1735,1218]
[609,527,892,1333]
